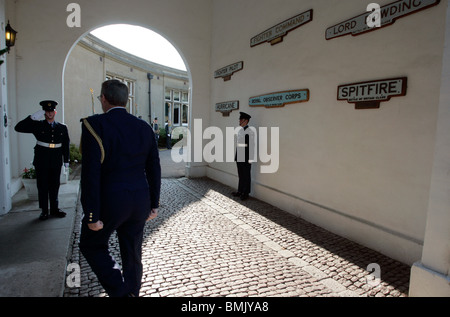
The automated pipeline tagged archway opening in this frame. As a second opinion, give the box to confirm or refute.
[91,24,187,71]
[63,24,190,178]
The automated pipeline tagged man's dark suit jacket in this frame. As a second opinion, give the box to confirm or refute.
[80,107,161,224]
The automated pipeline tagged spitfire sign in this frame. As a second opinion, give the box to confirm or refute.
[326,0,440,40]
[338,77,407,109]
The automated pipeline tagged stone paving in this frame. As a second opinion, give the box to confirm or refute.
[64,177,410,298]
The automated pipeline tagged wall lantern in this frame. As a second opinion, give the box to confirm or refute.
[0,20,17,64]
[5,21,17,51]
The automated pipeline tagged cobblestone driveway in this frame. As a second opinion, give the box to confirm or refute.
[64,178,410,297]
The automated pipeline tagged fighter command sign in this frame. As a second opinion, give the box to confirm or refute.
[251,9,313,47]
[326,0,440,40]
[338,77,407,109]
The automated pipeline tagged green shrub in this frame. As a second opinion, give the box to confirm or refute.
[70,144,82,163]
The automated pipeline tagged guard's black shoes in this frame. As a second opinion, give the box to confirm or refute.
[240,193,249,201]
[39,212,49,221]
[231,191,241,197]
[50,209,67,218]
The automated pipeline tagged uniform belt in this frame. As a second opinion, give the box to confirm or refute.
[36,141,62,148]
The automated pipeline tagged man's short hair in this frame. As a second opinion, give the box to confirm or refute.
[101,79,129,107]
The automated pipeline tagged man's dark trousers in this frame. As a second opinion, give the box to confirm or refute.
[35,157,62,213]
[79,188,150,297]
[237,162,251,195]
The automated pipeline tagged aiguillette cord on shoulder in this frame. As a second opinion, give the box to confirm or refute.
[82,118,105,164]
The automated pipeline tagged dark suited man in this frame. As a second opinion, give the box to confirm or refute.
[232,112,253,201]
[15,101,70,220]
[79,79,161,297]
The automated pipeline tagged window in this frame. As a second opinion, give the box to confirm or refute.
[165,89,171,101]
[165,88,189,126]
[174,91,180,102]
[182,104,188,124]
[174,104,180,126]
[165,102,172,123]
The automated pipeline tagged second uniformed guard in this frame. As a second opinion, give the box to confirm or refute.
[232,112,253,201]
[15,100,70,220]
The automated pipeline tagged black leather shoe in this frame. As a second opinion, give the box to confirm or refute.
[39,212,49,221]
[231,191,241,197]
[50,209,67,218]
[240,193,249,201]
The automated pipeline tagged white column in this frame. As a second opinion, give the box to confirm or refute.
[0,0,12,215]
[409,1,450,297]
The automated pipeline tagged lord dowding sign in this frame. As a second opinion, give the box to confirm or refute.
[326,0,440,40]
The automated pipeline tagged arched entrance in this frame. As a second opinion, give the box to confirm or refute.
[62,24,191,178]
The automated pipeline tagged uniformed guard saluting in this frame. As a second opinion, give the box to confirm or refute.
[15,100,70,220]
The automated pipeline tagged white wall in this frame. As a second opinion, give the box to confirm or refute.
[63,42,105,145]
[11,0,212,180]
[0,0,11,214]
[208,0,447,265]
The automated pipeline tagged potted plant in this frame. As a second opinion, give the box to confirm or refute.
[22,166,38,200]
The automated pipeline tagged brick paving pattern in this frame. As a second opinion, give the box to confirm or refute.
[64,178,410,297]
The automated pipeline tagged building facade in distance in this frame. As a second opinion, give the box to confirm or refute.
[64,34,190,147]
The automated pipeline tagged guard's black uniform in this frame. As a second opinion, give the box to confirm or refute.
[15,101,70,220]
[233,112,253,200]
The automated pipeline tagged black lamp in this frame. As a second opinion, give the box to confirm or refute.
[0,20,17,64]
[5,21,17,51]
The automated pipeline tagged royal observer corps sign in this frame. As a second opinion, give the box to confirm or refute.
[249,90,310,108]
